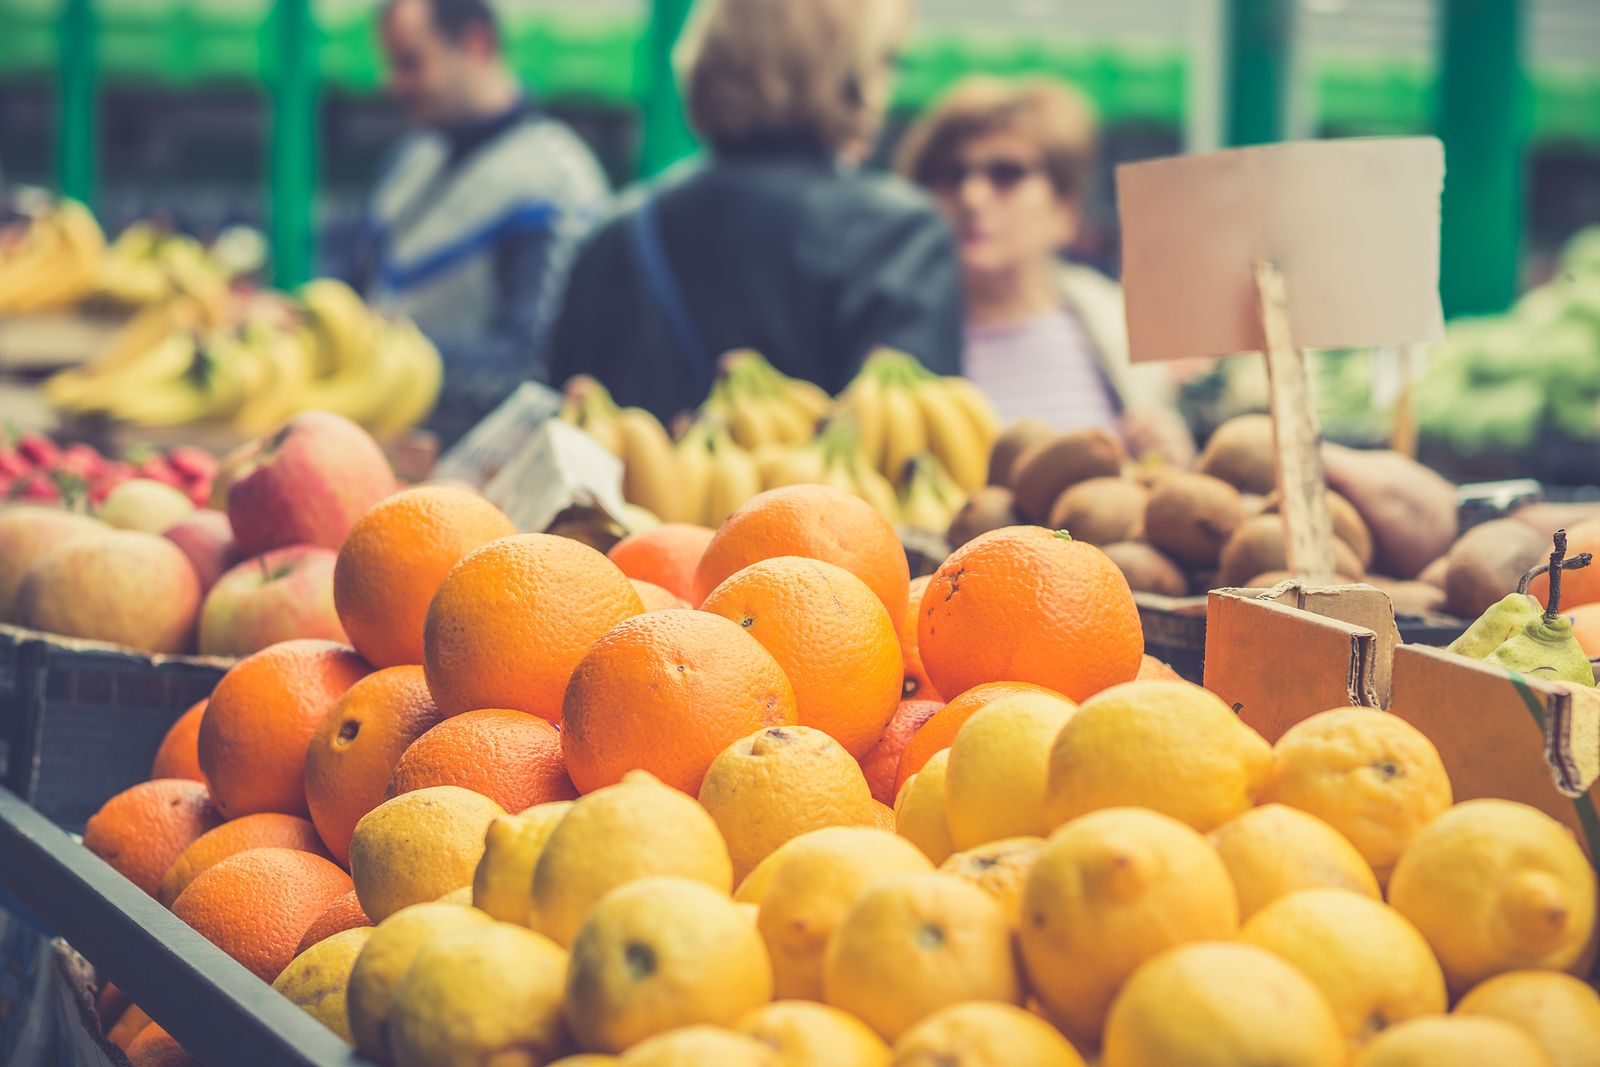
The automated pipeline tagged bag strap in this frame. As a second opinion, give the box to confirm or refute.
[626,194,716,398]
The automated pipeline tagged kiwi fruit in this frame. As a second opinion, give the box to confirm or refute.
[947,486,1022,551]
[987,419,1056,488]
[1244,569,1364,588]
[1047,477,1147,546]
[1215,514,1367,588]
[1197,413,1278,495]
[1417,555,1449,590]
[1443,518,1548,619]
[1009,428,1126,522]
[1142,472,1245,569]
[1101,541,1189,598]
[1259,490,1374,569]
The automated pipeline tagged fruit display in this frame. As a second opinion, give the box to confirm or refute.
[0,427,216,507]
[0,197,107,314]
[54,474,1598,1067]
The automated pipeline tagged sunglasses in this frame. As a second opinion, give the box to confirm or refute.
[929,159,1042,192]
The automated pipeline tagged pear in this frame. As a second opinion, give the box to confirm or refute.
[1447,592,1543,659]
[1481,531,1598,686]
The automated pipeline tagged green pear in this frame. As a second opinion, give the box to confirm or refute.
[1480,530,1597,686]
[1446,591,1543,660]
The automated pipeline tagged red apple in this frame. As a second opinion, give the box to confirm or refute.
[17,530,200,653]
[225,412,397,557]
[164,509,240,594]
[197,545,348,657]
[0,506,107,621]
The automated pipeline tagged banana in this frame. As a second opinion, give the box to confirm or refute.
[673,421,716,528]
[232,327,318,435]
[615,406,681,520]
[878,366,929,485]
[939,374,1002,449]
[836,371,888,473]
[925,452,968,514]
[761,391,816,445]
[298,277,378,378]
[703,429,762,527]
[782,376,832,424]
[0,203,104,314]
[913,376,989,493]
[899,456,956,533]
[366,321,445,437]
[848,447,902,523]
[759,444,825,490]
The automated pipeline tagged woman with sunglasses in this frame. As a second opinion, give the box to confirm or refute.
[899,76,1193,462]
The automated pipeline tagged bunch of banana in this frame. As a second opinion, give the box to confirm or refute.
[558,376,692,523]
[701,350,830,450]
[752,416,900,522]
[0,198,106,315]
[676,416,763,528]
[831,348,1000,493]
[897,451,969,533]
[96,224,233,324]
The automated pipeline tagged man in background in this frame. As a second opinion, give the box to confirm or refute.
[352,0,609,444]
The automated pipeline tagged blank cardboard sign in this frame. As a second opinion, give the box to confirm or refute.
[1117,137,1445,363]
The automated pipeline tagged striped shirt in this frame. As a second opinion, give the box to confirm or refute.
[965,307,1120,432]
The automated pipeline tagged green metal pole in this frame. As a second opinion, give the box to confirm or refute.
[1436,0,1527,317]
[57,0,98,206]
[1223,0,1294,146]
[269,0,319,288]
[637,0,698,178]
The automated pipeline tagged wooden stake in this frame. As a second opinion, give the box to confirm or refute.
[1389,342,1425,457]
[1255,259,1339,582]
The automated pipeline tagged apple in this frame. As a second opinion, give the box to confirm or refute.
[0,506,107,621]
[97,478,195,533]
[197,545,348,657]
[163,509,240,594]
[225,412,397,557]
[17,530,200,653]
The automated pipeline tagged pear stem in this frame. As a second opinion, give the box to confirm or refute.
[1516,549,1592,596]
[1547,530,1570,623]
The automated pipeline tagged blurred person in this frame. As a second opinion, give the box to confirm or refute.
[546,0,962,423]
[898,76,1193,462]
[350,0,610,443]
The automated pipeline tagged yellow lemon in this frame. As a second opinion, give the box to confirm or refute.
[737,1001,890,1067]
[435,885,473,905]
[1387,799,1596,993]
[756,827,933,1000]
[943,692,1077,849]
[1017,807,1238,1047]
[1239,888,1446,1045]
[822,872,1022,1041]
[871,801,895,830]
[387,922,567,1067]
[699,726,880,882]
[271,927,373,1044]
[938,836,1045,927]
[1102,941,1345,1067]
[565,877,773,1054]
[1351,1015,1553,1067]
[532,771,733,947]
[891,1001,1086,1067]
[1043,680,1271,833]
[735,849,786,906]
[346,902,496,1062]
[1207,803,1380,918]
[1456,970,1600,1067]
[1261,707,1452,883]
[619,1026,781,1066]
[349,786,506,923]
[894,750,954,864]
[473,801,572,925]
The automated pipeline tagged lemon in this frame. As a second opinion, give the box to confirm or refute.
[735,850,786,906]
[473,801,572,925]
[565,877,773,1054]
[619,1026,781,1066]
[894,750,954,864]
[938,836,1044,927]
[1456,970,1600,1067]
[1102,941,1345,1067]
[1207,803,1380,919]
[699,726,880,882]
[1239,888,1446,1045]
[1387,799,1596,993]
[1261,707,1452,883]
[891,1001,1086,1067]
[346,902,496,1062]
[350,786,507,923]
[1351,1015,1553,1067]
[1043,680,1271,833]
[1017,807,1238,1047]
[872,801,895,831]
[943,693,1077,849]
[272,927,372,1044]
[737,1001,890,1067]
[532,771,733,947]
[823,872,1022,1040]
[756,827,934,1000]
[435,885,473,905]
[387,922,568,1067]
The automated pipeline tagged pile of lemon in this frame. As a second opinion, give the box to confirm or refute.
[273,680,1599,1067]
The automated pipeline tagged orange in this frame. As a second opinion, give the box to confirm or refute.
[295,887,372,955]
[158,812,329,907]
[859,699,944,806]
[632,578,689,612]
[96,981,130,1030]
[919,526,1143,702]
[386,708,578,813]
[303,665,447,865]
[333,485,518,668]
[423,533,644,721]
[170,846,353,982]
[1137,655,1184,681]
[198,639,372,820]
[701,556,903,758]
[107,1006,152,1050]
[83,779,222,898]
[894,681,1067,797]
[561,609,798,794]
[1529,518,1600,609]
[693,486,910,622]
[900,575,940,701]
[1570,603,1600,657]
[126,1023,198,1067]
[150,699,207,782]
[608,523,716,603]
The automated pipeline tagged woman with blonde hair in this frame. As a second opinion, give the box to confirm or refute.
[548,0,962,421]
